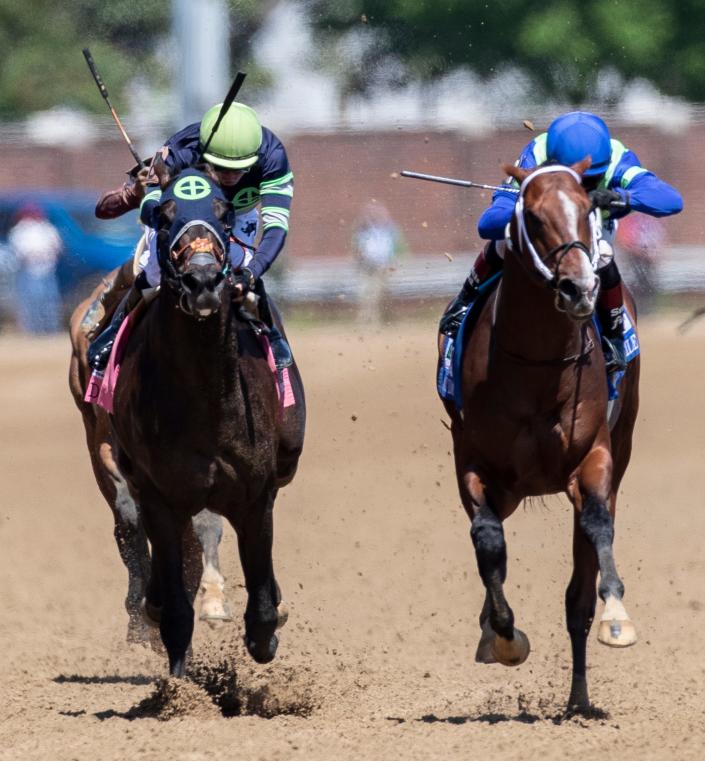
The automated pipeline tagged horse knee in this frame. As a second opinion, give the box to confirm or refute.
[578,494,614,549]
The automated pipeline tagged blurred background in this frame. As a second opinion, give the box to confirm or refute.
[1,0,702,332]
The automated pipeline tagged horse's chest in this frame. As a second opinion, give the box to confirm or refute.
[487,410,588,492]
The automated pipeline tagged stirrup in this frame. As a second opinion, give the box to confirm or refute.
[88,323,120,372]
[269,329,293,369]
[601,335,626,373]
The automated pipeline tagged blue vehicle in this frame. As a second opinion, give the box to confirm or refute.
[0,190,140,322]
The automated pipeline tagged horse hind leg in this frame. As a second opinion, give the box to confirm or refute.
[192,509,232,627]
[565,509,600,712]
[470,503,530,667]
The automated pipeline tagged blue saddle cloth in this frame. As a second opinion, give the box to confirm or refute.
[437,276,640,409]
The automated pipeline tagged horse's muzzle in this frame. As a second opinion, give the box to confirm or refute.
[180,263,226,318]
[556,275,600,320]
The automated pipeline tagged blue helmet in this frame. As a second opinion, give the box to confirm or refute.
[546,111,611,177]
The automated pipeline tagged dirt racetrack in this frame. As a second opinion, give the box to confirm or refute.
[2,315,705,760]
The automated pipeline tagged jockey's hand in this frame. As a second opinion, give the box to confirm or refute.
[231,267,255,300]
[133,166,155,200]
[588,188,628,211]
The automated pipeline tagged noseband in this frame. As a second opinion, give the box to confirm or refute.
[512,165,599,290]
[161,224,233,317]
[497,165,597,365]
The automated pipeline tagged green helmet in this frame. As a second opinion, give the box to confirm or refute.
[199,102,263,169]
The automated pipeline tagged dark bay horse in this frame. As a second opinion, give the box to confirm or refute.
[73,170,305,675]
[444,160,639,713]
[70,264,233,645]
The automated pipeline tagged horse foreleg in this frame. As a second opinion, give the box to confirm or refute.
[141,500,194,677]
[575,446,635,649]
[192,509,232,626]
[465,474,529,667]
[235,490,285,664]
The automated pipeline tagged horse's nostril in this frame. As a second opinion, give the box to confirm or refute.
[182,273,201,293]
[558,279,580,301]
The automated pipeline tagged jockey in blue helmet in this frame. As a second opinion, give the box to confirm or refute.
[440,111,683,372]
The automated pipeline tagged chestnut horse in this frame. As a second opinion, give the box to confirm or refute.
[444,161,639,713]
[73,170,305,675]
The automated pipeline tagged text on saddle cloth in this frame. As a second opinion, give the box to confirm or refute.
[437,277,640,409]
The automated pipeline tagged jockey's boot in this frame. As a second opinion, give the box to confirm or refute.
[439,240,504,339]
[87,281,143,372]
[596,260,627,373]
[256,280,292,369]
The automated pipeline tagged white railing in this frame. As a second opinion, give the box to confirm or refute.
[268,246,705,303]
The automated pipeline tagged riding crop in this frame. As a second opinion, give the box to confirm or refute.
[82,48,144,169]
[197,71,248,164]
[400,170,519,194]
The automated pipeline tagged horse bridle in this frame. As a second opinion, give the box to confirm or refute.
[511,165,599,294]
[496,165,597,364]
[160,222,233,317]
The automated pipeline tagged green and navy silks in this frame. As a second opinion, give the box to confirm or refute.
[140,169,243,267]
[156,122,293,280]
[477,128,683,241]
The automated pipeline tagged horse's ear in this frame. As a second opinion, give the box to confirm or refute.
[152,153,173,190]
[158,199,177,228]
[570,156,592,176]
[212,196,233,225]
[502,163,530,185]
[200,162,220,184]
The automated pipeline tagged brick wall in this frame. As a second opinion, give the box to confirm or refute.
[9,125,700,259]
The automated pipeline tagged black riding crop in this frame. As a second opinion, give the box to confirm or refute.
[82,47,144,169]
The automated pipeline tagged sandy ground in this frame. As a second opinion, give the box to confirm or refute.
[2,315,705,760]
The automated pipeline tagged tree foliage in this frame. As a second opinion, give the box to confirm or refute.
[306,0,705,103]
[0,0,275,118]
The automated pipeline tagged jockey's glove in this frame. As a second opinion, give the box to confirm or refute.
[589,188,629,211]
[232,267,256,298]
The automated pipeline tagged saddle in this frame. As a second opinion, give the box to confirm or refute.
[437,275,640,410]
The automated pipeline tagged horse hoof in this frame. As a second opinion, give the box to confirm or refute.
[276,601,289,630]
[126,615,151,645]
[199,599,233,628]
[474,620,497,664]
[140,598,162,628]
[597,618,637,647]
[246,634,279,664]
[491,629,530,666]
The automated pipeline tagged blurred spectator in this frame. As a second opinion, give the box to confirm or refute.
[8,205,63,333]
[352,201,405,324]
[617,214,666,315]
[0,242,18,330]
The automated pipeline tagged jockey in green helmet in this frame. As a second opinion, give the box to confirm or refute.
[89,100,294,373]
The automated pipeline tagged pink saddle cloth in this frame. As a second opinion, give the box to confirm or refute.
[83,311,135,414]
[85,315,295,414]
